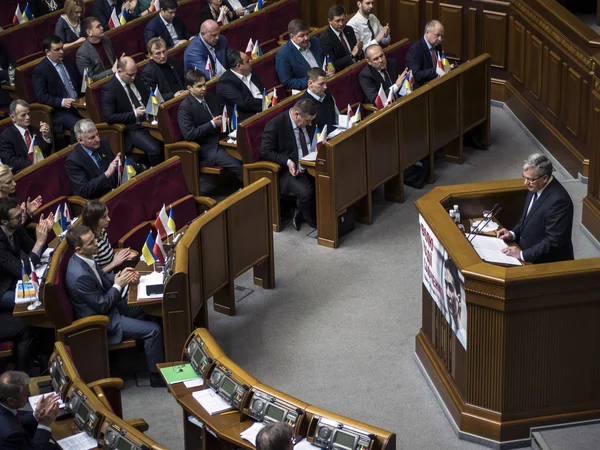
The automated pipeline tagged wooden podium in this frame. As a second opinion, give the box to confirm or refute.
[415,179,600,446]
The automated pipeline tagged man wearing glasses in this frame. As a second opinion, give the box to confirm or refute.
[497,153,574,264]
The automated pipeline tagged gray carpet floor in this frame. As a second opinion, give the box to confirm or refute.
[116,105,600,450]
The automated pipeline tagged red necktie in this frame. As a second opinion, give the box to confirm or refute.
[24,130,31,149]
[430,48,437,67]
[339,32,350,54]
[298,128,308,156]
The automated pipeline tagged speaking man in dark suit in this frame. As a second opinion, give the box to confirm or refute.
[65,119,121,199]
[0,100,52,174]
[65,225,165,387]
[101,57,164,166]
[276,20,330,91]
[143,0,191,49]
[33,36,83,140]
[139,37,187,102]
[359,45,407,105]
[216,50,264,123]
[0,198,53,312]
[406,20,453,88]
[261,99,317,230]
[76,17,119,83]
[0,371,60,450]
[184,20,233,78]
[178,69,243,181]
[299,68,339,131]
[497,153,574,264]
[320,5,363,72]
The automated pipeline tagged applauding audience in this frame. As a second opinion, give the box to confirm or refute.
[144,0,191,49]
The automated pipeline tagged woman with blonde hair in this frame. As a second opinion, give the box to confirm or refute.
[55,0,87,50]
[0,165,42,223]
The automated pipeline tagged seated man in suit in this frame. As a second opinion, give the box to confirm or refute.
[359,44,407,105]
[101,57,164,167]
[184,20,233,78]
[276,20,330,91]
[0,316,37,373]
[0,100,52,174]
[256,422,294,450]
[143,0,191,50]
[140,37,187,102]
[347,0,390,49]
[33,36,83,141]
[65,119,121,199]
[497,153,574,264]
[320,5,363,72]
[198,0,240,31]
[261,99,317,230]
[76,17,119,83]
[406,20,453,88]
[92,0,137,30]
[0,371,60,450]
[299,68,339,131]
[216,50,264,123]
[178,69,243,181]
[65,225,165,387]
[0,198,53,312]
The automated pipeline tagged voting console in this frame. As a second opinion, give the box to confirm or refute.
[415,179,600,446]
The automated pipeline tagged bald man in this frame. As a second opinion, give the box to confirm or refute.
[101,57,163,167]
[184,19,233,78]
[359,45,407,105]
[406,20,450,88]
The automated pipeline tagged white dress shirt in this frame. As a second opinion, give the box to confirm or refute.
[347,12,390,49]
[231,70,263,99]
[76,254,122,292]
[288,110,311,170]
[160,14,180,46]
[14,124,51,145]
[116,74,143,116]
[290,40,319,68]
[330,25,353,56]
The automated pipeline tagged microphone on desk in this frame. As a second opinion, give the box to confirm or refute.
[467,203,502,243]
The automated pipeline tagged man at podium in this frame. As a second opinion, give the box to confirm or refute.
[497,153,574,264]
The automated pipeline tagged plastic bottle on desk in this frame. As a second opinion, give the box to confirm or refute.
[8,64,15,87]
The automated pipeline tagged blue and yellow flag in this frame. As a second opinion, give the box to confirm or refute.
[22,3,33,22]
[119,12,127,26]
[441,52,451,73]
[231,105,238,131]
[53,204,67,236]
[142,231,157,266]
[262,88,271,111]
[254,0,263,12]
[326,55,334,73]
[251,41,263,60]
[167,209,176,234]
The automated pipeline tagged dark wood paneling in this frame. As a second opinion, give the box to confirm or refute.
[426,0,434,23]
[439,3,463,59]
[508,17,525,84]
[397,0,422,42]
[468,7,477,60]
[544,50,562,118]
[482,10,507,68]
[565,68,582,138]
[524,32,542,100]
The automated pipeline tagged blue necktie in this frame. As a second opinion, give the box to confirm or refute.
[91,152,102,168]
[56,63,78,100]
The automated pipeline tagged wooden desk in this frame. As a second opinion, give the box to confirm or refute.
[128,262,163,317]
[299,157,316,177]
[219,138,242,160]
[72,99,89,119]
[143,120,163,141]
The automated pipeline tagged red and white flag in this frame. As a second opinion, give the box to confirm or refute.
[108,8,121,29]
[12,6,23,25]
[271,87,278,106]
[386,87,395,105]
[374,85,387,110]
[216,8,229,25]
[155,205,171,239]
[149,0,160,13]
[347,104,354,121]
[221,105,229,133]
[152,232,166,264]
[205,59,213,79]
[245,38,254,54]
[436,52,445,77]
[316,125,328,151]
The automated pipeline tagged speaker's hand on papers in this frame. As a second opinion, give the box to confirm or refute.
[287,160,298,177]
[501,246,521,260]
[496,228,513,241]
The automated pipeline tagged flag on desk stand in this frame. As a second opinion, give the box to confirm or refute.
[436,52,445,77]
[119,159,136,185]
[108,8,121,29]
[152,231,166,265]
[316,124,328,152]
[142,231,157,266]
[231,105,238,131]
[205,59,213,80]
[22,3,33,22]
[251,41,262,60]
[215,58,225,77]
[119,11,128,26]
[347,104,354,123]
[322,55,334,73]
[154,85,165,104]
[399,71,412,96]
[271,87,278,106]
[441,52,451,73]
[146,88,160,118]
[53,204,67,236]
[216,7,229,25]
[81,68,92,94]
[12,6,24,25]
[245,39,254,56]
[27,136,44,164]
[374,85,388,110]
[167,208,176,234]
[262,88,271,111]
[221,105,229,133]
[155,205,172,239]
[29,259,39,297]
[64,202,72,225]
[254,0,263,12]
[20,262,34,300]
[348,105,361,127]
[385,86,395,106]
[149,0,160,13]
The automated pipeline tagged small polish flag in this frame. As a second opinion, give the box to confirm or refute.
[374,85,387,110]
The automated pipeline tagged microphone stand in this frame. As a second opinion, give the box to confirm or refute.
[467,204,500,243]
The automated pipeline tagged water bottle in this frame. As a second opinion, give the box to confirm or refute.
[8,64,15,87]
[453,205,461,224]
[449,209,455,223]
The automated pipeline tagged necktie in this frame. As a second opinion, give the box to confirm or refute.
[8,233,15,251]
[366,19,375,40]
[57,63,78,99]
[381,70,391,86]
[339,32,351,55]
[298,128,308,157]
[430,48,437,67]
[91,152,102,168]
[24,130,31,149]
[201,101,213,117]
[527,192,538,215]
[126,84,142,109]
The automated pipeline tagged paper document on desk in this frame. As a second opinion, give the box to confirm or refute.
[192,389,233,415]
[467,235,522,266]
[137,272,164,299]
[29,394,65,410]
[327,127,344,139]
[240,422,266,445]
[295,439,322,450]
[229,129,237,140]
[57,431,97,450]
[299,151,318,163]
[291,89,301,95]
[337,114,348,129]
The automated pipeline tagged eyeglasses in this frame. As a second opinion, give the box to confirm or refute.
[522,175,544,183]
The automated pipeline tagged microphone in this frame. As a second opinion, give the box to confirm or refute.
[467,204,501,243]
[464,203,498,240]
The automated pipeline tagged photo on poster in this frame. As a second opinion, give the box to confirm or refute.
[442,256,467,349]
[419,216,446,313]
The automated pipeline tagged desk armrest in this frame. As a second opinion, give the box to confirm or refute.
[195,196,217,211]
[97,123,126,133]
[87,377,124,391]
[126,418,149,432]
[29,103,54,114]
[363,104,378,113]
[244,161,281,173]
[57,315,110,337]
[117,221,153,250]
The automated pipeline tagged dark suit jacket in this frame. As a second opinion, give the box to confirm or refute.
[511,178,574,264]
[65,141,118,199]
[101,75,150,131]
[0,125,51,173]
[76,38,117,82]
[319,25,361,72]
[406,38,441,88]
[55,16,81,45]
[0,226,40,300]
[216,69,264,122]
[139,58,185,102]
[0,407,56,450]
[260,110,315,192]
[178,93,224,167]
[275,37,325,90]
[358,59,399,105]
[65,254,125,344]
[32,57,83,110]
[183,35,233,77]
[197,1,239,33]
[92,0,135,30]
[144,15,190,49]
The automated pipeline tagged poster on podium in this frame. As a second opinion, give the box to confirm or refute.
[419,215,467,349]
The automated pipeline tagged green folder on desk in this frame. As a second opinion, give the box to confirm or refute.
[160,364,201,384]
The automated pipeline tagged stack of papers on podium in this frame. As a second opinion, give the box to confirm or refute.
[192,389,233,415]
[299,151,318,163]
[294,439,321,450]
[468,235,522,266]
[240,422,265,445]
